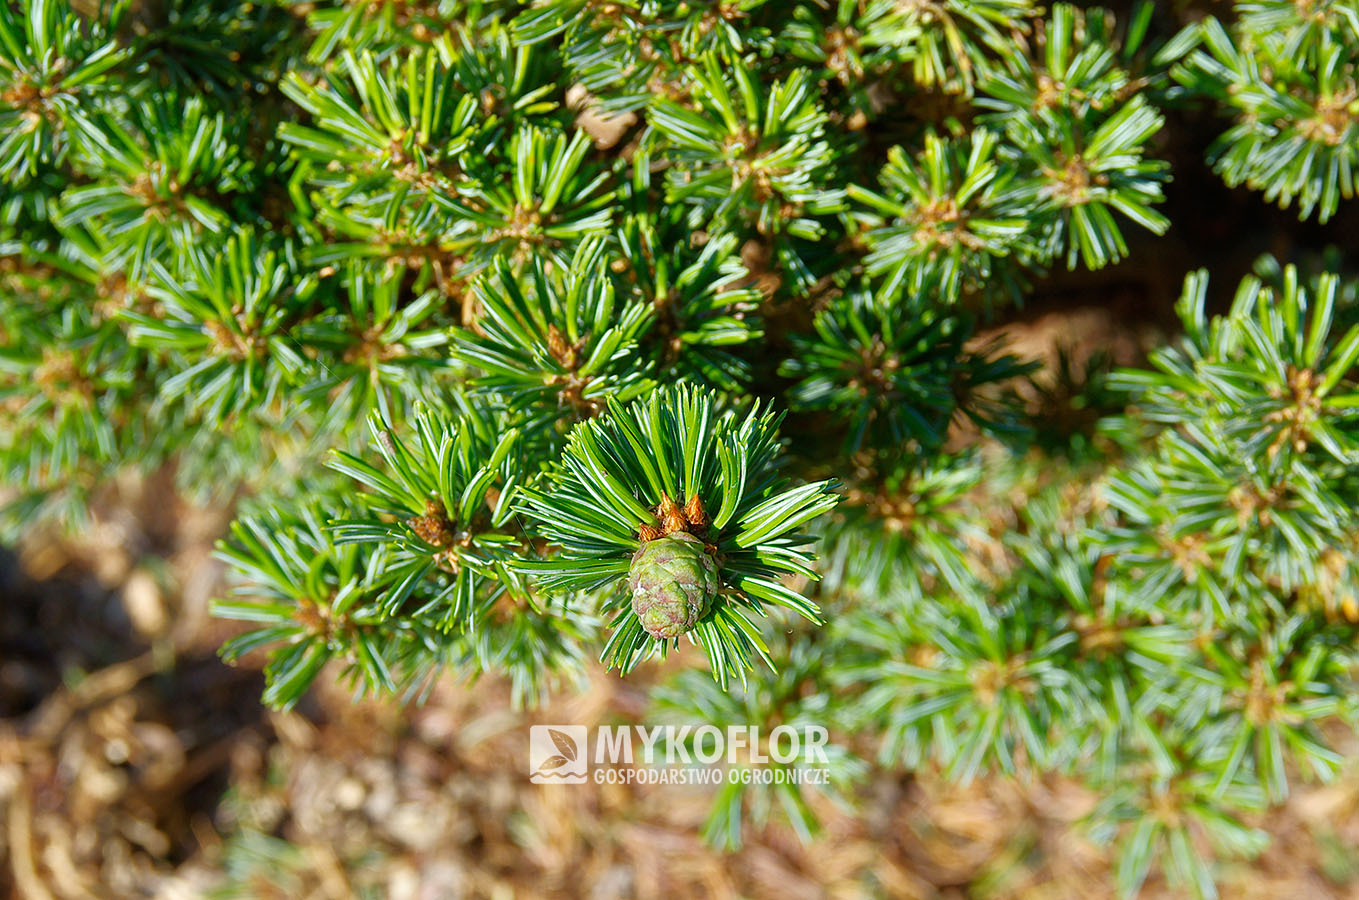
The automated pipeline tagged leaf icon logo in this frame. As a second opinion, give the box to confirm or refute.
[530,725,587,783]
[549,728,577,761]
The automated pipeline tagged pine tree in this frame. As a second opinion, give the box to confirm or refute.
[3,1,1359,896]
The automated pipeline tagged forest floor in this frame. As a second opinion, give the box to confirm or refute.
[4,454,1359,900]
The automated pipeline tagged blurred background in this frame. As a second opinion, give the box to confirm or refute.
[6,382,1359,900]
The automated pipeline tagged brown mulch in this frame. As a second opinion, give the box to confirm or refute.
[3,469,1359,900]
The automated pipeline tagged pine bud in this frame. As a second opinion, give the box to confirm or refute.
[683,493,707,528]
[628,532,719,639]
[657,492,687,534]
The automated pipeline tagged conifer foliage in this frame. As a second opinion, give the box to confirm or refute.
[3,1,1359,895]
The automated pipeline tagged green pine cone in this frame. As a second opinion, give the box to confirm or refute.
[628,532,720,639]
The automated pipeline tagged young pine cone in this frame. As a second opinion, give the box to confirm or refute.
[628,532,720,639]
